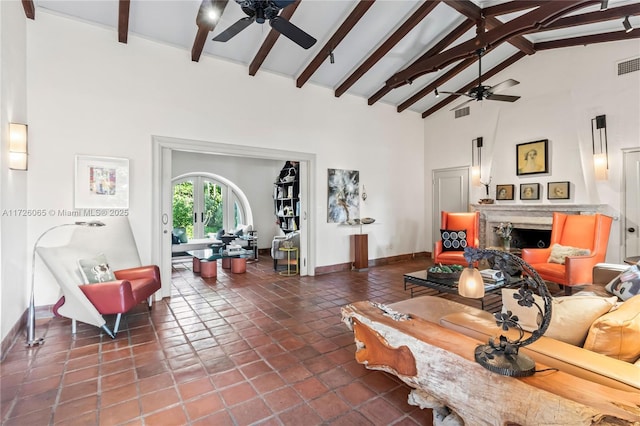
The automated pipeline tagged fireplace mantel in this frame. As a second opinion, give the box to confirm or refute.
[470,204,607,247]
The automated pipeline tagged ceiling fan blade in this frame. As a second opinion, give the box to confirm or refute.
[212,17,255,42]
[450,98,474,111]
[269,16,317,49]
[489,79,520,94]
[486,93,521,102]
[440,90,473,98]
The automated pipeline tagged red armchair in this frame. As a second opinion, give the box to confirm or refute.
[434,211,480,265]
[521,212,613,295]
[37,217,162,338]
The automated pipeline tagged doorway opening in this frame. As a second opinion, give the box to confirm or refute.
[152,136,316,297]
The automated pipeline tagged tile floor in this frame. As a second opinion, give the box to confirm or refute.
[1,255,438,425]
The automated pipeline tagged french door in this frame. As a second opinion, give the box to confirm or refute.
[173,176,225,239]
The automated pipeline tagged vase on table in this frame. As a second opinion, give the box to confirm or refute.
[502,238,511,251]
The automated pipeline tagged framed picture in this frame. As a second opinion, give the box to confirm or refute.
[75,155,129,208]
[520,183,540,200]
[327,168,359,223]
[496,184,514,200]
[548,181,570,200]
[516,139,549,176]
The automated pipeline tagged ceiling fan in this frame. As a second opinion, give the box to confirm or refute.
[440,49,521,111]
[212,0,317,49]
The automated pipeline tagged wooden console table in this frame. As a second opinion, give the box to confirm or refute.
[342,301,640,426]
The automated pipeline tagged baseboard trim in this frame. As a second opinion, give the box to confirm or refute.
[314,252,430,275]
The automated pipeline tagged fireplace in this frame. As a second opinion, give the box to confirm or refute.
[471,204,606,249]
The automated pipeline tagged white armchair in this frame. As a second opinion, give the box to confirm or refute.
[271,231,300,271]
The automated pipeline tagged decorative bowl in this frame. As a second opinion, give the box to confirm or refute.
[361,217,375,224]
[427,270,462,282]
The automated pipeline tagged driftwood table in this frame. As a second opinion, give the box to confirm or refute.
[341,301,640,426]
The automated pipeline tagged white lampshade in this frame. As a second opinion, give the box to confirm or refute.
[458,267,485,298]
[471,166,481,186]
[9,123,28,170]
[593,153,608,180]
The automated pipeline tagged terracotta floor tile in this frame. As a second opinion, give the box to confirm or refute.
[52,395,98,423]
[178,376,215,401]
[293,377,330,401]
[250,372,286,394]
[100,383,139,408]
[262,386,303,413]
[220,382,257,407]
[228,397,273,425]
[308,392,350,421]
[143,404,188,425]
[337,381,376,406]
[58,378,98,403]
[183,392,225,421]
[2,256,436,426]
[190,409,235,426]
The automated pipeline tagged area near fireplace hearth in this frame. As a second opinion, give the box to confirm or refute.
[471,204,609,249]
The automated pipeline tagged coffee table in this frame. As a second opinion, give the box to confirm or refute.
[187,248,252,278]
[403,270,522,312]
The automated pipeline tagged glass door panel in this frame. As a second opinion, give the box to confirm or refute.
[172,180,195,239]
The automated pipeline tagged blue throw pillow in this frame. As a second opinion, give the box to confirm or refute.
[440,229,467,252]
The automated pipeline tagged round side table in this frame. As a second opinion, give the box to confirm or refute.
[278,247,298,276]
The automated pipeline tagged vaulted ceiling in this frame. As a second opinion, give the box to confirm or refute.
[23,0,640,118]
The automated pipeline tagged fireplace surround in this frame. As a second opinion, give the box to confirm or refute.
[471,204,607,249]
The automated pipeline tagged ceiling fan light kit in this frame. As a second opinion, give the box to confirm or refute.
[441,49,521,111]
[212,0,317,49]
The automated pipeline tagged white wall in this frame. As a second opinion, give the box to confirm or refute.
[172,151,284,248]
[424,39,640,262]
[1,2,30,346]
[21,11,424,314]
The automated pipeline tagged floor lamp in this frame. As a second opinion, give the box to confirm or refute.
[27,220,105,347]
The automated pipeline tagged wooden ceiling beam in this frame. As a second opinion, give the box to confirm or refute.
[442,0,480,20]
[387,0,593,89]
[421,50,526,118]
[118,0,130,44]
[296,0,375,88]
[482,1,550,17]
[486,15,535,55]
[367,19,475,105]
[334,0,440,98]
[541,3,640,32]
[535,29,640,51]
[22,0,35,19]
[191,0,228,62]
[249,0,301,76]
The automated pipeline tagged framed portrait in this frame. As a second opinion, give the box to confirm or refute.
[496,184,514,200]
[520,183,540,200]
[516,139,548,176]
[327,168,359,223]
[548,181,570,200]
[75,155,129,208]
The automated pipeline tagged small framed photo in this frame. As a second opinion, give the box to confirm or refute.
[548,181,570,200]
[520,183,540,200]
[516,139,549,176]
[496,184,514,200]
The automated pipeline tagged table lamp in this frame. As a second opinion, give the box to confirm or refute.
[458,247,552,377]
[27,220,105,347]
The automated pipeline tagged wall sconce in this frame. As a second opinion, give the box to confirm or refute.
[9,123,28,170]
[591,115,608,180]
[471,137,483,186]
